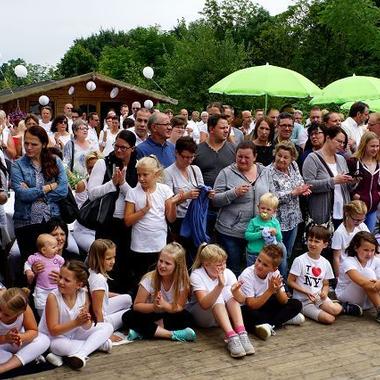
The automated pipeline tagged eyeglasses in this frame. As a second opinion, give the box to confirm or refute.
[132,107,140,110]
[278,124,293,129]
[113,143,132,152]
[155,122,171,127]
[350,215,365,223]
[179,153,195,160]
[310,131,323,137]
[78,127,88,131]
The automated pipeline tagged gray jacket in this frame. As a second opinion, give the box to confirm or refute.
[213,163,264,238]
[302,151,351,224]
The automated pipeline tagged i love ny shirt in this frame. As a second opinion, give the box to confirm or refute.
[289,252,334,302]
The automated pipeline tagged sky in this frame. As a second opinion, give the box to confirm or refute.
[0,0,293,67]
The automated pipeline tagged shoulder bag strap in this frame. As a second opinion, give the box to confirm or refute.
[70,140,75,172]
[190,165,198,187]
[315,152,335,218]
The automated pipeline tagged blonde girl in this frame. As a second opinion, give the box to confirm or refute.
[122,243,195,341]
[188,244,255,358]
[124,155,181,285]
[336,231,380,321]
[39,260,113,370]
[332,200,369,276]
[348,131,380,232]
[88,239,132,340]
[0,288,49,375]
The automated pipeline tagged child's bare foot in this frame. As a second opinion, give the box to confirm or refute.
[110,334,123,342]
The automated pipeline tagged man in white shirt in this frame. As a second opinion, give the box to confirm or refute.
[240,110,255,136]
[128,101,141,121]
[87,112,100,150]
[120,104,129,125]
[128,108,150,145]
[341,101,369,151]
[63,103,73,133]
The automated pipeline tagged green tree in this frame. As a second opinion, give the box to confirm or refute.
[162,22,249,110]
[0,58,55,90]
[57,44,97,77]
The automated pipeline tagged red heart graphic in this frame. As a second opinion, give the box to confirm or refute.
[312,267,321,277]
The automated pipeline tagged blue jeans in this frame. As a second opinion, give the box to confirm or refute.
[246,252,258,267]
[216,232,247,277]
[365,210,377,233]
[280,225,298,276]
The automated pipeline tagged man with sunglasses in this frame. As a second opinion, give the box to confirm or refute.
[128,101,142,122]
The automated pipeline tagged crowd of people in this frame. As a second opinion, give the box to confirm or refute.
[0,100,379,375]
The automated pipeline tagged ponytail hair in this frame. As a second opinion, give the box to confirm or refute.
[0,287,30,316]
[192,243,227,270]
[62,260,97,325]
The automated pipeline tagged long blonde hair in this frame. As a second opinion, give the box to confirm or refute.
[192,243,227,269]
[144,243,189,306]
[354,131,380,161]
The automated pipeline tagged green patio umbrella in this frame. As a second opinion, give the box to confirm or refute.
[310,75,380,105]
[341,99,380,113]
[209,63,321,111]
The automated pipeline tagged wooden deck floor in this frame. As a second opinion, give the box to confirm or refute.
[19,310,380,380]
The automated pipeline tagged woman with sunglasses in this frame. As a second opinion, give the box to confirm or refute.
[50,115,71,151]
[87,130,138,293]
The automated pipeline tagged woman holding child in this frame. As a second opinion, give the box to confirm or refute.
[213,141,265,276]
[11,125,68,260]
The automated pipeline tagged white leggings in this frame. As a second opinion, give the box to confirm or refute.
[337,268,377,309]
[105,294,132,330]
[0,332,50,366]
[50,322,113,358]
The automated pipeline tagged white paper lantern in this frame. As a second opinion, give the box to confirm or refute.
[144,99,154,109]
[68,86,75,95]
[142,66,154,79]
[110,87,119,98]
[14,64,28,78]
[86,81,96,91]
[39,95,50,106]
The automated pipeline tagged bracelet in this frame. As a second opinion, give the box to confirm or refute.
[49,184,52,191]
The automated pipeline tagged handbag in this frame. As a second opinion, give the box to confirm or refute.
[78,161,118,230]
[78,191,118,230]
[58,186,79,224]
[304,152,335,238]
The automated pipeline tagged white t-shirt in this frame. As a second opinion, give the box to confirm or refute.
[289,252,334,302]
[336,256,380,298]
[125,183,173,252]
[327,163,344,219]
[331,222,369,261]
[99,129,120,156]
[39,120,52,133]
[140,273,175,304]
[190,267,236,305]
[238,265,284,298]
[88,269,109,314]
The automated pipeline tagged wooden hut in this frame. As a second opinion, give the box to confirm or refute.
[0,72,177,120]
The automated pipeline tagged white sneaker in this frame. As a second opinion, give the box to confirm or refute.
[254,324,275,341]
[98,339,112,353]
[284,313,305,325]
[46,353,63,367]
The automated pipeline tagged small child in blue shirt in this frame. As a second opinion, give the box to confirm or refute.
[245,193,282,267]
